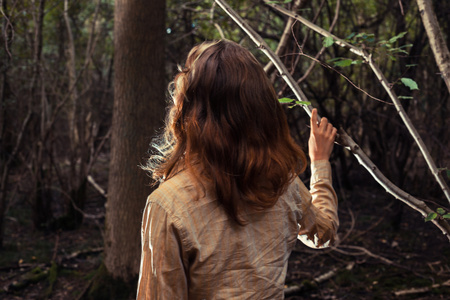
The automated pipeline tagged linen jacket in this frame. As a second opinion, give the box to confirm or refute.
[137,160,338,299]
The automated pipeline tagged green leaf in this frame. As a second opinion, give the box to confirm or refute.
[327,57,342,63]
[405,64,417,67]
[398,96,413,99]
[389,48,409,55]
[443,214,450,219]
[354,32,367,39]
[389,31,407,44]
[346,32,356,40]
[334,59,353,67]
[447,170,450,179]
[267,0,292,3]
[437,208,446,215]
[425,212,437,222]
[351,60,363,65]
[295,100,311,106]
[401,78,419,90]
[278,98,295,103]
[323,36,334,48]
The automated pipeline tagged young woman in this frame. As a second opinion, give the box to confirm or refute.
[137,39,338,299]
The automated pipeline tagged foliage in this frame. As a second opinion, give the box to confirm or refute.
[279,97,311,107]
[425,207,450,222]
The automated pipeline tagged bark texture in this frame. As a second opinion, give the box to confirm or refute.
[416,0,450,93]
[105,0,166,281]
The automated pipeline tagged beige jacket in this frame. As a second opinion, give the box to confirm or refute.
[137,160,338,299]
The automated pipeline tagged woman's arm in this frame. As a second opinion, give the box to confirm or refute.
[298,109,339,248]
[137,199,188,299]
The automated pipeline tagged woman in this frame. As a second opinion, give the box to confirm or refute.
[137,39,338,299]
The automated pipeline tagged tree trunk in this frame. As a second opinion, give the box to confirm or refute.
[0,0,11,248]
[104,0,166,282]
[416,0,450,93]
[31,0,52,229]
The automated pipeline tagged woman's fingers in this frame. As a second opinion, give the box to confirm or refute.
[310,108,318,131]
[308,108,337,161]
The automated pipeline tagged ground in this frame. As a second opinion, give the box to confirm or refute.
[1,177,449,299]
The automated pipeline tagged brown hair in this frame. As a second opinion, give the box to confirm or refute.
[145,40,307,224]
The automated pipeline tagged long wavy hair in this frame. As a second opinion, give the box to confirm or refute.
[144,40,307,225]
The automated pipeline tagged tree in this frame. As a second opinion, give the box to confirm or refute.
[104,0,166,282]
[416,0,450,94]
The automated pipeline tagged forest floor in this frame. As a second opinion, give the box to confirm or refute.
[0,171,449,299]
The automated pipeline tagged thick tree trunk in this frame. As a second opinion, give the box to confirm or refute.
[104,0,166,281]
[416,0,450,93]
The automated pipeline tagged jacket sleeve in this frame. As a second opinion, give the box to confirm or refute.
[137,198,189,300]
[297,160,339,247]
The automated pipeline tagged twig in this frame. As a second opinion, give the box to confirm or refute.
[264,0,303,73]
[52,231,60,262]
[62,247,104,261]
[297,0,340,83]
[393,279,450,297]
[284,262,355,296]
[295,51,390,104]
[333,245,404,269]
[87,175,107,198]
[398,0,405,16]
[338,207,356,244]
[87,128,111,175]
[0,0,14,59]
[76,277,95,300]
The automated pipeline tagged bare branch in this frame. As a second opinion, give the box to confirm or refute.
[214,0,450,241]
[416,0,450,93]
[266,0,450,204]
[394,280,450,297]
[263,0,303,73]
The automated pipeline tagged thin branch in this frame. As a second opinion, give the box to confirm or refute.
[333,245,405,269]
[264,0,303,73]
[87,175,107,198]
[297,0,340,83]
[284,262,355,296]
[293,51,391,104]
[394,279,450,297]
[0,0,14,59]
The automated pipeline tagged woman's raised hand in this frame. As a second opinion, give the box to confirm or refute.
[308,109,337,162]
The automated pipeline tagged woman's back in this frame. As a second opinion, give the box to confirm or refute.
[138,169,304,299]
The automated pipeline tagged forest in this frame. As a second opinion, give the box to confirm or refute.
[0,0,449,299]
